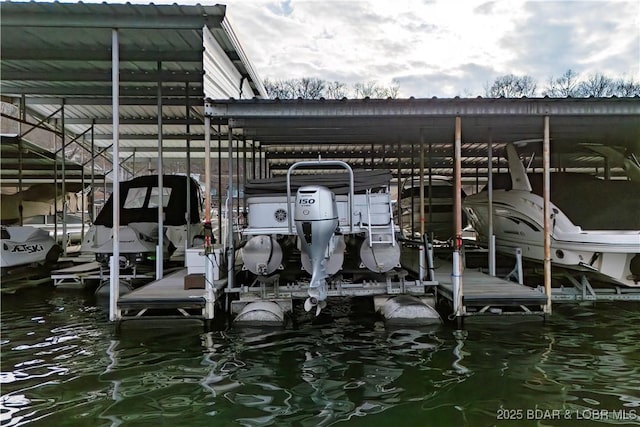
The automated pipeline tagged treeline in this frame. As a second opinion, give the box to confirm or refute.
[263,77,400,99]
[485,70,640,97]
[263,70,640,99]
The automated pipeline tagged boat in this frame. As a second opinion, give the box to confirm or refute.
[21,213,88,246]
[1,183,86,223]
[81,175,203,268]
[1,225,61,274]
[238,164,401,314]
[398,175,466,242]
[462,143,640,287]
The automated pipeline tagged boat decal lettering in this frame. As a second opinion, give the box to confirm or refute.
[10,243,45,253]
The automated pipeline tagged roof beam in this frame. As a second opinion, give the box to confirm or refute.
[0,85,204,97]
[92,133,207,140]
[1,48,203,62]
[23,97,205,106]
[63,117,204,125]
[1,70,204,83]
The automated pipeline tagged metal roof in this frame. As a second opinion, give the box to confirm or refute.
[2,2,639,188]
[0,1,266,185]
[205,97,640,179]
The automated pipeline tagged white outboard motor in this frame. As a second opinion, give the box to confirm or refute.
[294,185,339,315]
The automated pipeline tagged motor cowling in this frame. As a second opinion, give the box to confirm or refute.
[294,186,339,314]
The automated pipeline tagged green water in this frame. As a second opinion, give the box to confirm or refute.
[1,286,639,426]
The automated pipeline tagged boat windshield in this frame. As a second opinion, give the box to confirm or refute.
[148,187,172,208]
[123,186,173,209]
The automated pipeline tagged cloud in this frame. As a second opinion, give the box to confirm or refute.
[499,1,640,81]
[224,0,640,97]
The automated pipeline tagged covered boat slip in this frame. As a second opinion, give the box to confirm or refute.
[207,97,640,320]
[3,2,640,323]
[1,2,266,320]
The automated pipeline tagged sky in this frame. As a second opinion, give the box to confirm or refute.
[23,0,639,98]
[219,0,639,98]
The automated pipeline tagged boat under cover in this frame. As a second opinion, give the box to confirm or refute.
[398,175,466,242]
[463,145,640,287]
[81,175,203,267]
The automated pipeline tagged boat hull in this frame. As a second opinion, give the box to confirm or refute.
[463,190,640,287]
[1,226,61,270]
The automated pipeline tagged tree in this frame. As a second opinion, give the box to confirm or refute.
[263,77,400,99]
[484,74,537,98]
[576,73,616,97]
[293,77,325,99]
[613,77,640,96]
[353,81,379,98]
[542,69,580,97]
[263,77,294,99]
[325,81,349,99]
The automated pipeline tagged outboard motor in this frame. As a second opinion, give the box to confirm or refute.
[294,185,339,315]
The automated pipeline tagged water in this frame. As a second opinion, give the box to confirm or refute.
[2,286,640,426]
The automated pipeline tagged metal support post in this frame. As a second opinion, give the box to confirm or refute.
[110,28,121,322]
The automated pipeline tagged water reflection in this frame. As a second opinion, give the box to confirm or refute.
[1,288,640,426]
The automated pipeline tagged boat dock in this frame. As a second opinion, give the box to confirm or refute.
[117,269,227,320]
[51,261,156,288]
[48,247,640,325]
[435,266,548,317]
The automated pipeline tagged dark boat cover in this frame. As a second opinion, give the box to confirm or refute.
[244,169,392,196]
[94,175,201,227]
[488,173,640,230]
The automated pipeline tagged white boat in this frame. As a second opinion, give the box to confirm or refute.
[81,175,203,268]
[1,226,61,273]
[239,165,401,314]
[399,175,465,241]
[22,213,88,246]
[463,143,640,287]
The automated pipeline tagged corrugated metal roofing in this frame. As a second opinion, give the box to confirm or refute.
[0,1,266,184]
[2,2,639,186]
[206,97,640,179]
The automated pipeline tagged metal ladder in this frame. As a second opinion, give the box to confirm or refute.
[365,189,396,247]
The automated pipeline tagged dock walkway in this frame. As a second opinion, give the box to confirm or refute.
[51,261,156,288]
[117,269,227,319]
[436,266,547,316]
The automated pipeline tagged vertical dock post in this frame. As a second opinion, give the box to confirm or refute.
[204,252,216,319]
[488,136,496,276]
[452,250,462,316]
[110,28,121,322]
[515,248,523,285]
[543,116,552,315]
[452,116,464,317]
[418,242,425,281]
[424,235,435,282]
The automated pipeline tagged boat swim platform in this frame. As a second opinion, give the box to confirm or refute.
[117,269,227,320]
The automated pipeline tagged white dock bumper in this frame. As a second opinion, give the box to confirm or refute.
[376,295,442,325]
[233,301,286,325]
